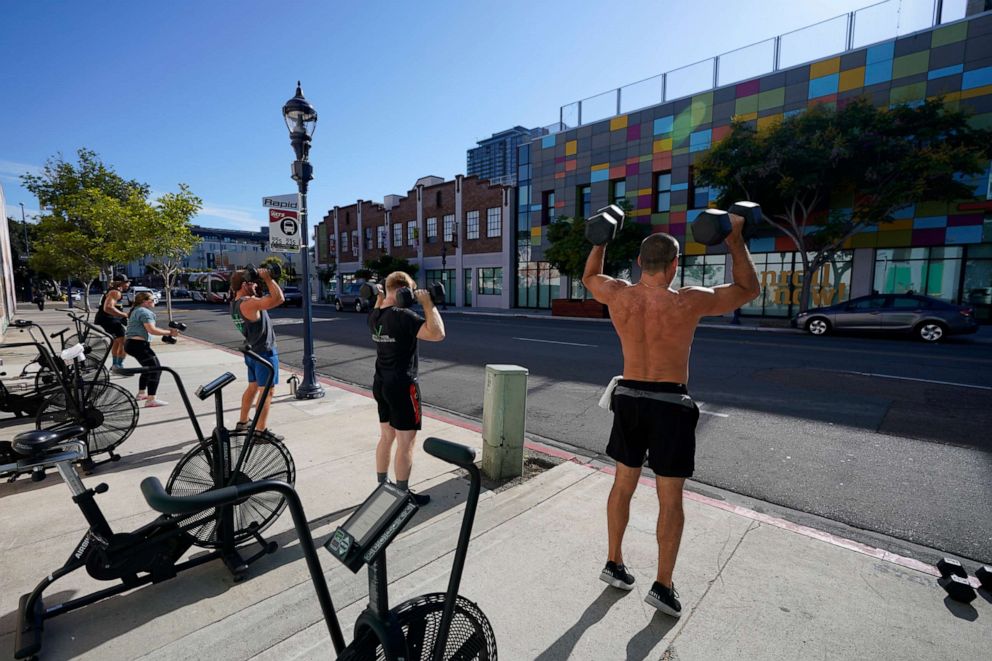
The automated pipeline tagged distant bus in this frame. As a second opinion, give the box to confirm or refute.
[188,272,230,304]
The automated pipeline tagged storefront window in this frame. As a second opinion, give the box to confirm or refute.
[517,262,561,308]
[963,243,992,321]
[874,247,962,302]
[746,251,852,317]
[680,255,725,288]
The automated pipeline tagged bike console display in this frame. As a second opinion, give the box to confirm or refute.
[324,482,419,573]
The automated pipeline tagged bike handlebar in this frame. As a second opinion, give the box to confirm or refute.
[424,437,478,470]
[141,477,241,515]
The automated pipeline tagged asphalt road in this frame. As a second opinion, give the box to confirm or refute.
[171,301,992,565]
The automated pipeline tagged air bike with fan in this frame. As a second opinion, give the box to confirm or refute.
[13,350,495,660]
[13,349,294,660]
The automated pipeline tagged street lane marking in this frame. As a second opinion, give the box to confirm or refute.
[513,337,598,347]
[837,370,992,391]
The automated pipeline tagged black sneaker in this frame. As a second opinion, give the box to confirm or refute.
[411,492,431,506]
[600,561,635,591]
[645,581,682,617]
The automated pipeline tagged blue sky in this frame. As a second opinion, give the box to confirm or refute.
[1,0,964,233]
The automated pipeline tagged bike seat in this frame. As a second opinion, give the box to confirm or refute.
[12,426,87,456]
[195,372,237,400]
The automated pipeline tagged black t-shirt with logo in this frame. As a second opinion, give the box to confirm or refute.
[368,306,425,382]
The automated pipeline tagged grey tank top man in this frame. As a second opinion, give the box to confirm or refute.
[232,297,277,354]
[229,268,284,435]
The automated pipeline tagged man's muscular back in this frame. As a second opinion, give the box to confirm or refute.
[607,284,706,383]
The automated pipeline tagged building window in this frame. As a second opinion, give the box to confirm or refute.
[487,207,502,238]
[964,243,992,321]
[351,230,359,255]
[425,269,455,296]
[340,232,348,254]
[874,247,964,302]
[393,223,403,248]
[365,227,373,250]
[577,185,591,217]
[436,190,442,207]
[464,267,473,307]
[427,217,437,242]
[478,267,503,295]
[655,172,672,212]
[443,214,455,242]
[407,221,417,246]
[542,191,556,225]
[690,167,712,208]
[610,180,626,205]
[377,226,386,249]
[467,210,480,239]
[517,262,561,308]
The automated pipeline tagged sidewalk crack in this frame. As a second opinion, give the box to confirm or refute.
[666,520,760,649]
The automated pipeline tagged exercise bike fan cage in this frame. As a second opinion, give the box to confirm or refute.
[345,594,497,661]
[35,381,138,455]
[166,429,295,547]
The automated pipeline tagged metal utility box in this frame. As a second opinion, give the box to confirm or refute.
[481,364,528,481]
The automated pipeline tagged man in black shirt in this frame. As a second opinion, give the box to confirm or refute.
[368,271,445,504]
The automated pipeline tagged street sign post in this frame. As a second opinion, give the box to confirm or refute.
[269,208,301,252]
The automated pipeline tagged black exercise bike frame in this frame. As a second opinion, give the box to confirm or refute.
[14,350,280,660]
[141,438,484,661]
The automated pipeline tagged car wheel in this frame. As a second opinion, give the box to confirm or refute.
[806,317,830,336]
[916,321,946,342]
[335,299,343,311]
[355,300,363,313]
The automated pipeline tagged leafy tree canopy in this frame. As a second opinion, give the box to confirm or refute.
[545,210,649,282]
[696,97,992,310]
[363,254,419,281]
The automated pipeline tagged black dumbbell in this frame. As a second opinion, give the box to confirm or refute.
[976,566,992,592]
[358,280,381,302]
[936,557,977,603]
[938,575,977,603]
[936,557,967,579]
[162,321,187,345]
[690,201,763,246]
[584,205,626,245]
[394,282,445,309]
[245,262,282,283]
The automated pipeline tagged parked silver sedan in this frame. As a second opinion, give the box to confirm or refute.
[792,294,979,342]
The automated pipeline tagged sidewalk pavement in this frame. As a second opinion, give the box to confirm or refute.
[1,305,989,660]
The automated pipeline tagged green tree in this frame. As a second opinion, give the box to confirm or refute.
[696,98,992,311]
[545,209,649,297]
[142,184,203,321]
[363,254,419,281]
[21,149,151,309]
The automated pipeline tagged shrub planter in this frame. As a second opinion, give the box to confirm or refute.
[551,298,609,318]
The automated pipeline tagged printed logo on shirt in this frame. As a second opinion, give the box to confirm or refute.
[372,324,396,343]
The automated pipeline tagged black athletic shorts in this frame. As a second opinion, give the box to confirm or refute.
[96,317,126,339]
[373,375,422,431]
[607,379,699,478]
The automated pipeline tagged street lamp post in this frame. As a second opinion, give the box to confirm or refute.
[283,81,324,400]
[19,203,30,260]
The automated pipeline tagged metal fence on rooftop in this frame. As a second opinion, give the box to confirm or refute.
[552,0,974,132]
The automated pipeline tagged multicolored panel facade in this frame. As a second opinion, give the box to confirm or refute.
[517,14,992,261]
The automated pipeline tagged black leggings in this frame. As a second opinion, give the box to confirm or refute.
[124,339,161,396]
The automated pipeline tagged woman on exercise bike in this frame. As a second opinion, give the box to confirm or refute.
[124,292,179,408]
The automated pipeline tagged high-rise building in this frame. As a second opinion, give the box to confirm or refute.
[466,127,547,186]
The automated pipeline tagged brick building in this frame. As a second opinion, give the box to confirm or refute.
[322,175,513,308]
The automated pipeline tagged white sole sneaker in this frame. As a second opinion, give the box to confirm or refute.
[645,592,682,617]
[599,570,635,591]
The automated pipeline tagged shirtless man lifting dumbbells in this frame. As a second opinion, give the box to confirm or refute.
[582,204,760,617]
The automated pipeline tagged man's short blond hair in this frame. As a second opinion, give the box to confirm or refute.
[384,271,415,293]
